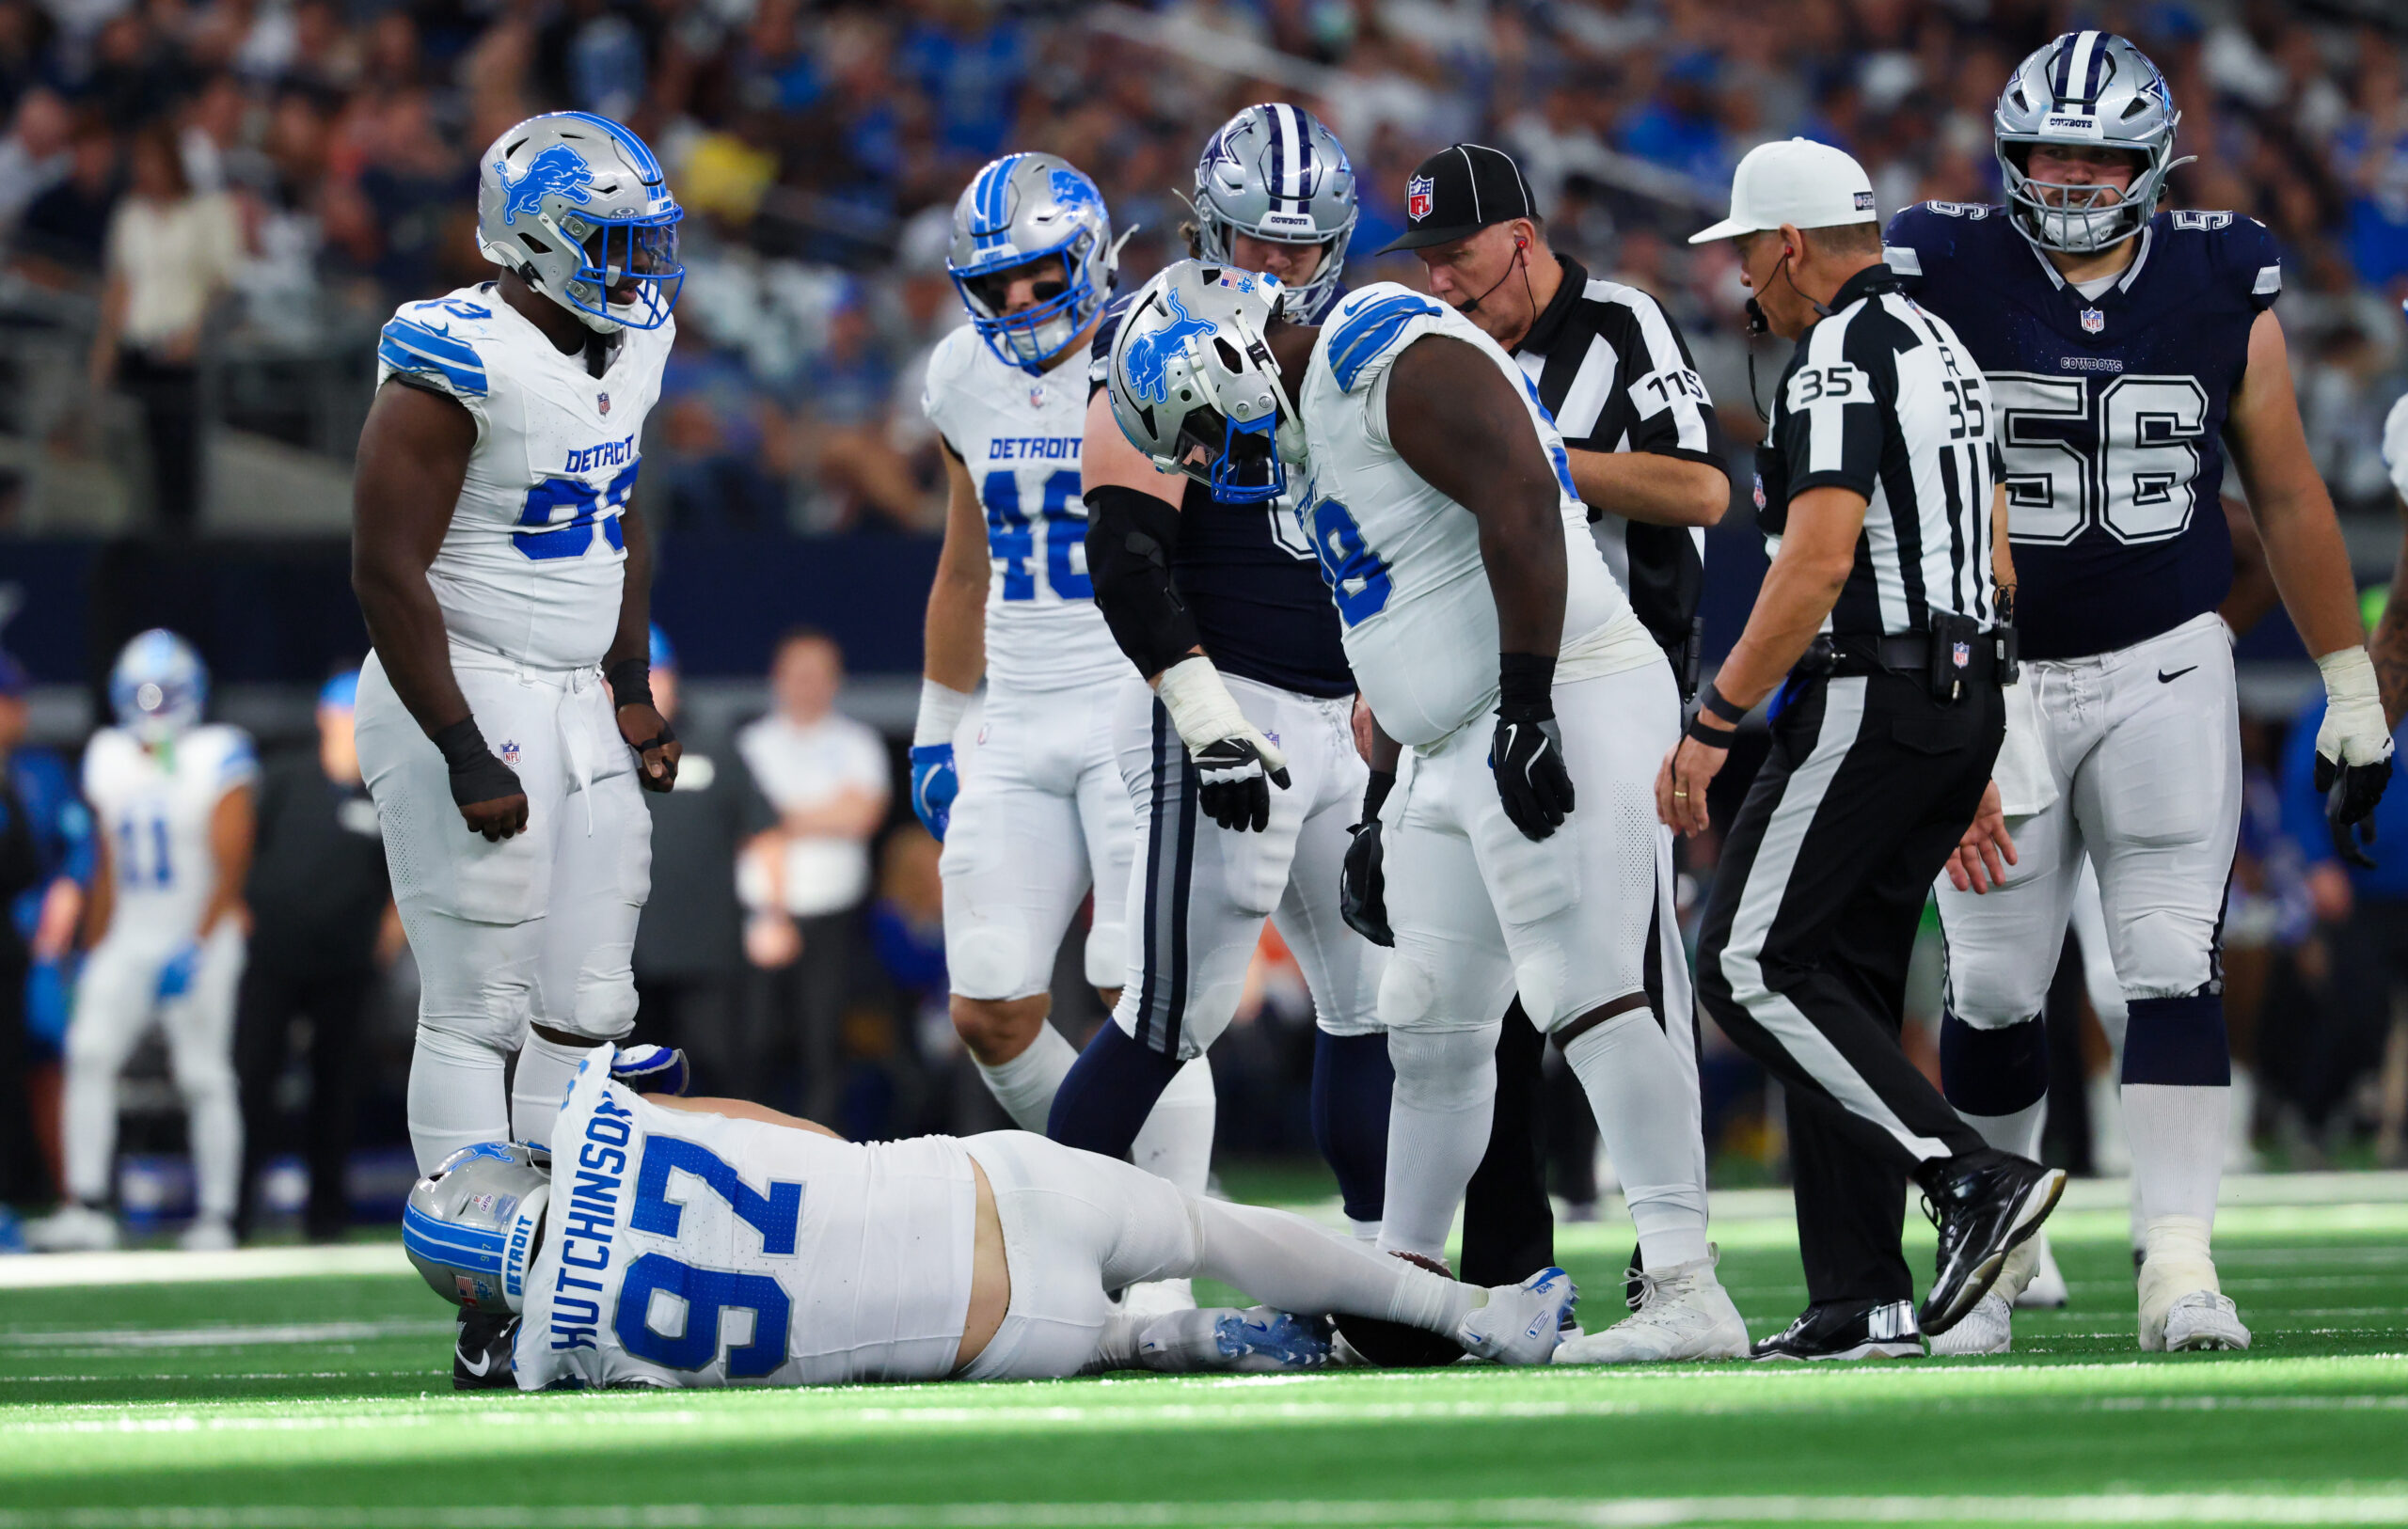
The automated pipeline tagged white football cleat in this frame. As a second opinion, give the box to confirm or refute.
[2161,1290,2251,1352]
[24,1204,119,1253]
[1927,1292,2012,1356]
[1119,1279,1196,1317]
[1459,1267,1577,1365]
[2015,1236,2067,1310]
[1553,1247,1748,1364]
[179,1215,236,1252]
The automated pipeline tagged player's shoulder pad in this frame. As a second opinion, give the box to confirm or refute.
[81,727,132,789]
[1880,201,2008,282]
[378,292,501,401]
[1087,292,1136,394]
[195,725,261,786]
[2162,210,2283,310]
[919,323,985,421]
[1320,283,1450,395]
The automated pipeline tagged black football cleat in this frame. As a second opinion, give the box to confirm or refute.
[454,1307,519,1392]
[1750,1300,1923,1362]
[1916,1151,2067,1338]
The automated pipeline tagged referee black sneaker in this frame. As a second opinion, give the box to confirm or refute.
[1750,1300,1923,1362]
[1915,1150,2067,1338]
[453,1308,518,1392]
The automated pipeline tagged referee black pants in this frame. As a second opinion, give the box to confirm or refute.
[1695,670,2003,1307]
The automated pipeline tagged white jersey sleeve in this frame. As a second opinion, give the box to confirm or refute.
[921,328,1127,693]
[377,286,672,672]
[1298,285,1646,747]
[83,724,257,947]
[513,1048,979,1391]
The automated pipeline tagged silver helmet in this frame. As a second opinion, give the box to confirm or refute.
[477,112,683,334]
[1105,260,1303,504]
[1186,103,1358,321]
[404,1142,551,1316]
[1994,32,2190,255]
[947,152,1121,373]
[108,628,206,742]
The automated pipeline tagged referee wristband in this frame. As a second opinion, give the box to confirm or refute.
[1686,715,1738,747]
[1700,682,1748,726]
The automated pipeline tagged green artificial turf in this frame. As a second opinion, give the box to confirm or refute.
[0,1196,2403,1527]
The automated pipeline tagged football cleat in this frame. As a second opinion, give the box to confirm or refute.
[1554,1246,1748,1364]
[2137,1215,2247,1351]
[1459,1267,1577,1365]
[178,1215,236,1253]
[1751,1300,1924,1363]
[1927,1292,2013,1356]
[1140,1308,1335,1374]
[454,1308,519,1391]
[2161,1290,2251,1352]
[609,1044,689,1096]
[1916,1152,2065,1336]
[24,1204,119,1253]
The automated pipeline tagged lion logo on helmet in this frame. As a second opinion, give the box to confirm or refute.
[499,144,595,227]
[1122,288,1216,406]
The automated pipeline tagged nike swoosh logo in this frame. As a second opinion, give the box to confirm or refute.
[457,1344,493,1377]
[2158,667,2197,684]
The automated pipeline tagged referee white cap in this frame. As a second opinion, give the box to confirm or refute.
[1689,138,1878,244]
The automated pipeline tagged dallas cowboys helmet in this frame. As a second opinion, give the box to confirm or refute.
[108,628,206,742]
[477,112,683,334]
[947,152,1123,373]
[404,1142,551,1315]
[1185,103,1359,320]
[1994,31,2191,255]
[1105,260,1303,504]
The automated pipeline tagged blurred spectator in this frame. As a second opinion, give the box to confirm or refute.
[14,116,118,280]
[629,625,776,1096]
[92,122,241,532]
[232,670,393,1242]
[866,821,946,1060]
[0,87,69,236]
[0,652,61,1206]
[737,628,889,1121]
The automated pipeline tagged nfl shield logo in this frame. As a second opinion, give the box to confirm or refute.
[1029,383,1048,409]
[1752,474,1766,512]
[597,391,611,415]
[2079,307,2104,335]
[1952,641,1972,669]
[499,739,521,768]
[1407,175,1434,223]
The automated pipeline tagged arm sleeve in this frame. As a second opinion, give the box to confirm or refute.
[1777,314,1893,500]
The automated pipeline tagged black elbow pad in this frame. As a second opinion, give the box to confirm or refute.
[1085,484,1202,679]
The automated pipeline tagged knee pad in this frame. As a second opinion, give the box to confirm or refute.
[1375,954,1439,1031]
[1386,1026,1498,1114]
[1512,946,1567,1033]
[1081,922,1125,994]
[1941,942,2054,1029]
[2113,912,2217,1001]
[952,927,1040,1003]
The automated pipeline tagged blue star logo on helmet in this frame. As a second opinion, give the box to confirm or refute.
[1123,288,1215,405]
[499,144,595,227]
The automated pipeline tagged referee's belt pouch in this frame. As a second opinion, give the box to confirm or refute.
[1925,612,1988,703]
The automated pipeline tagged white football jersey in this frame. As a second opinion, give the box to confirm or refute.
[83,724,259,949]
[920,327,1126,692]
[1296,285,1651,747]
[376,284,673,672]
[514,1048,977,1391]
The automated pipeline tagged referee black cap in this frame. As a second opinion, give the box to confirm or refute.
[1376,143,1537,254]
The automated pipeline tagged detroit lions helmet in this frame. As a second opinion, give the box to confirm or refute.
[108,629,206,742]
[1994,32,2191,255]
[1185,103,1359,321]
[477,112,683,334]
[1106,260,1302,504]
[404,1142,551,1316]
[947,153,1123,373]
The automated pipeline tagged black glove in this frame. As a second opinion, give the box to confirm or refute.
[1491,653,1574,841]
[2317,752,2395,870]
[433,717,523,808]
[1340,768,1396,947]
[1195,735,1291,833]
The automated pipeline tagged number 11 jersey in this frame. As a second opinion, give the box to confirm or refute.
[376,283,671,672]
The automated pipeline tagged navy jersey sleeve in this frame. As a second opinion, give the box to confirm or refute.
[2208,213,2285,315]
[1087,294,1133,400]
[1774,308,1897,501]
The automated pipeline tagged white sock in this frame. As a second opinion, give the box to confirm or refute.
[2123,1082,2226,1225]
[511,1033,593,1149]
[407,1027,511,1174]
[1961,1097,2047,1159]
[176,1063,243,1221]
[1347,1218,1382,1245]
[1378,1027,1497,1260]
[1132,1057,1215,1194]
[1563,1011,1711,1268]
[62,1047,119,1205]
[1194,1195,1475,1335]
[974,1022,1077,1134]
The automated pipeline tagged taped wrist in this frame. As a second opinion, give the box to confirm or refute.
[913,679,972,749]
[606,658,654,712]
[1497,652,1557,723]
[1359,766,1395,826]
[1086,483,1200,679]
[432,717,520,807]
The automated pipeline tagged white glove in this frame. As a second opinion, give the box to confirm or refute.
[1990,672,2058,819]
[2315,645,2395,867]
[2383,392,2408,507]
[1156,656,1290,832]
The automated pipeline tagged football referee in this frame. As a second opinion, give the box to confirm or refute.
[1674,139,2063,1352]
[1370,143,1731,1291]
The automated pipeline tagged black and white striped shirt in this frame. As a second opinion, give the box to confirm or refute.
[1510,255,1726,686]
[1764,264,1996,638]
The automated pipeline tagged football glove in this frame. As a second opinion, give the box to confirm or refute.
[1492,711,1575,842]
[609,1044,689,1096]
[154,939,201,1001]
[1339,766,1396,947]
[2314,646,2395,870]
[909,743,958,842]
[1157,656,1289,834]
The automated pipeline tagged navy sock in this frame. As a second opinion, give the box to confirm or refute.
[2123,994,2230,1086]
[1046,1021,1186,1159]
[1310,1031,1394,1223]
[1938,1011,2049,1116]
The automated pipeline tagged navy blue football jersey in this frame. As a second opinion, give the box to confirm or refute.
[1088,285,1355,699]
[1883,203,2283,660]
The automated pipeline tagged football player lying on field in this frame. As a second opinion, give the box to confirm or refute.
[406,1043,1576,1389]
